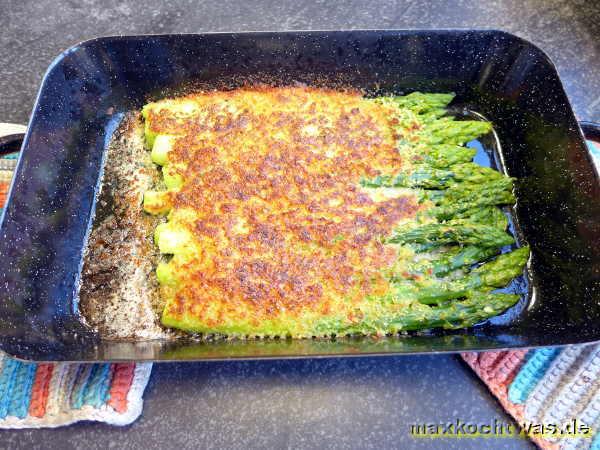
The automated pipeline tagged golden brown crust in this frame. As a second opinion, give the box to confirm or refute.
[149,87,420,326]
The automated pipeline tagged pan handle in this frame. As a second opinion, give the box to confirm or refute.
[0,123,26,155]
[580,121,600,167]
[580,121,600,142]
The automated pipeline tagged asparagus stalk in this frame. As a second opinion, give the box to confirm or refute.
[470,245,530,288]
[418,119,493,146]
[418,109,449,124]
[429,177,515,220]
[360,167,454,189]
[387,221,514,248]
[430,245,501,276]
[405,244,500,278]
[449,163,504,184]
[318,292,520,335]
[397,246,530,305]
[419,145,477,168]
[455,206,508,230]
[361,162,504,191]
[389,292,520,331]
[388,92,456,113]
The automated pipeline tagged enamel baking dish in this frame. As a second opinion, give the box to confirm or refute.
[0,30,598,361]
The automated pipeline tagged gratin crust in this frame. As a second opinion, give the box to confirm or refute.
[144,87,423,335]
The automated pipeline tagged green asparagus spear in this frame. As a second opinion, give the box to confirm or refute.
[387,221,514,249]
[388,292,520,331]
[361,162,504,191]
[448,163,504,184]
[404,244,500,278]
[360,167,455,189]
[419,145,477,168]
[317,292,520,335]
[388,92,456,113]
[430,245,501,276]
[429,178,515,220]
[454,207,508,230]
[421,178,507,205]
[396,246,530,305]
[470,245,530,288]
[418,119,493,146]
[419,109,449,123]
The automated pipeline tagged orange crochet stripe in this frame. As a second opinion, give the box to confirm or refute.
[107,363,135,413]
[28,364,54,418]
[0,182,8,207]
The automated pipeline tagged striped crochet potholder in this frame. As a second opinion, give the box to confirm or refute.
[0,152,152,428]
[463,140,600,450]
[0,356,152,428]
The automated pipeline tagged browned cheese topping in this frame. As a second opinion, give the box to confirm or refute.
[146,87,421,327]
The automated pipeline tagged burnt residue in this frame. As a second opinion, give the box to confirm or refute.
[78,113,175,340]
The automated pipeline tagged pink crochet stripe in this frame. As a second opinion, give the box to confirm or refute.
[462,352,558,450]
[107,364,136,413]
[494,351,528,385]
[462,351,527,387]
[462,352,477,365]
[28,364,54,418]
[479,351,507,371]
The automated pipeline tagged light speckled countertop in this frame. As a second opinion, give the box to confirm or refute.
[1,0,599,448]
